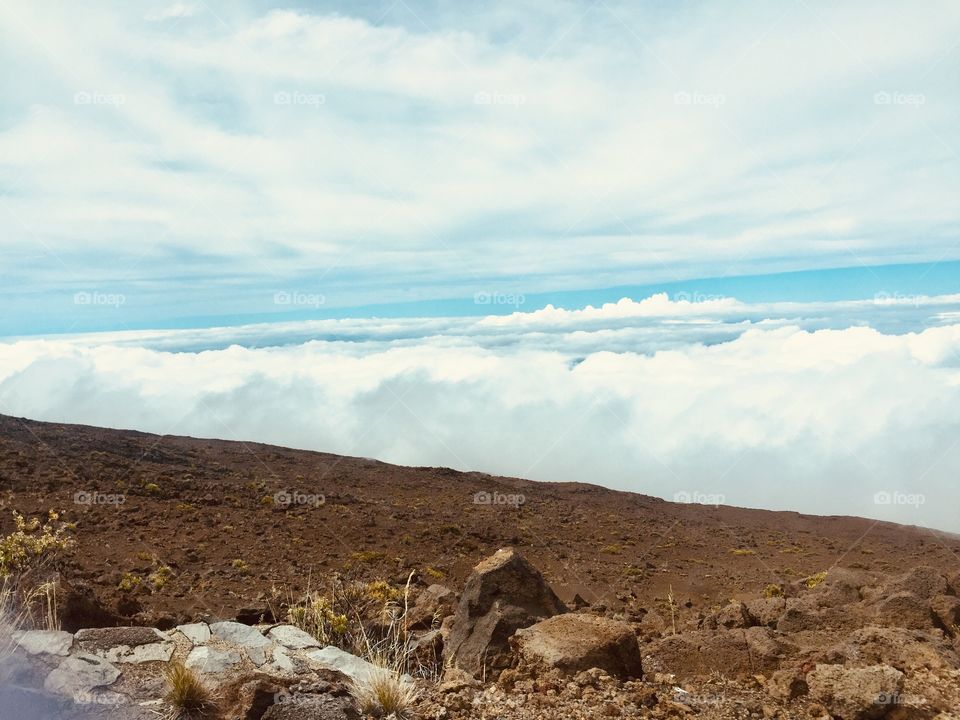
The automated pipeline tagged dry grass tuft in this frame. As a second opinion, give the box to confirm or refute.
[349,668,419,719]
[164,661,218,718]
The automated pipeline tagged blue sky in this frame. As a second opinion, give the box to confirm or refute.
[1,0,959,336]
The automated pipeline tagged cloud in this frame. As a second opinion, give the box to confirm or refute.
[0,1,958,330]
[2,296,960,532]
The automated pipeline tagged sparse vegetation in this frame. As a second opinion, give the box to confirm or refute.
[164,661,217,717]
[348,667,419,719]
[230,559,249,574]
[119,572,142,591]
[0,511,71,578]
[804,571,828,588]
[729,548,756,556]
[763,583,784,598]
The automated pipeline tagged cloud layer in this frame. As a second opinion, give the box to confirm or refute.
[2,295,959,531]
[1,1,959,330]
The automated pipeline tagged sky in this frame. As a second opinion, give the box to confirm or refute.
[0,2,959,531]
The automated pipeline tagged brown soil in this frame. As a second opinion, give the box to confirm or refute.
[0,413,956,629]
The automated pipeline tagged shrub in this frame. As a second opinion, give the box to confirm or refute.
[349,668,418,719]
[804,571,828,589]
[0,511,72,578]
[762,583,784,598]
[164,661,217,717]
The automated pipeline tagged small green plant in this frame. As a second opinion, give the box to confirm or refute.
[230,559,249,574]
[601,544,622,555]
[118,572,141,592]
[0,511,72,577]
[144,483,161,495]
[164,660,217,717]
[804,571,828,589]
[762,583,784,598]
[351,550,387,564]
[729,548,756,556]
[149,565,172,590]
[424,566,445,580]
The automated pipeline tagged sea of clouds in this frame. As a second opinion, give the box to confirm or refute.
[2,293,960,533]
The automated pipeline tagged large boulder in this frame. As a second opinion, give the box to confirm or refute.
[511,613,643,679]
[828,626,958,672]
[74,626,174,664]
[643,627,795,680]
[871,592,933,630]
[444,548,567,678]
[806,663,903,720]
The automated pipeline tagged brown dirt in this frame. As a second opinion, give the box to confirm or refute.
[0,413,957,629]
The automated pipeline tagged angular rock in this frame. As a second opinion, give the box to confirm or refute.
[512,613,643,679]
[211,621,271,665]
[74,626,174,663]
[872,592,932,629]
[716,601,750,629]
[262,693,360,719]
[268,625,321,650]
[305,646,382,684]
[43,653,121,697]
[185,645,243,674]
[806,663,903,720]
[744,597,785,628]
[176,622,211,645]
[889,566,947,600]
[407,584,457,630]
[445,547,567,678]
[13,630,73,657]
[931,594,960,635]
[644,628,794,680]
[830,626,958,672]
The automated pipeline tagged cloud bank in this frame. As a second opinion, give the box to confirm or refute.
[2,295,959,532]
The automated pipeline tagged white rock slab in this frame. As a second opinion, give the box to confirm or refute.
[267,625,321,650]
[44,653,121,697]
[209,621,270,648]
[185,646,242,674]
[176,623,211,645]
[305,646,382,683]
[13,630,73,656]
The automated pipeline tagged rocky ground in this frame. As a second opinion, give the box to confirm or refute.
[0,414,959,718]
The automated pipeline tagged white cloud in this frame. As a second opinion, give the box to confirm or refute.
[2,296,959,532]
[0,0,958,322]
